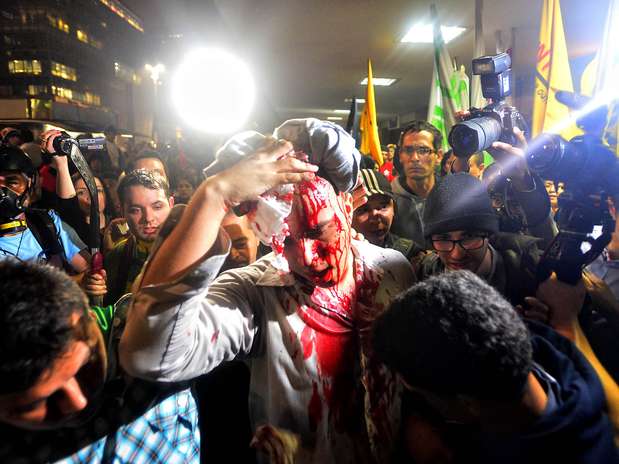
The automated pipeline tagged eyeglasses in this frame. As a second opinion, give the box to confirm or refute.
[401,145,434,157]
[431,235,488,252]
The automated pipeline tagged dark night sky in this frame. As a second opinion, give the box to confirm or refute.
[123,0,227,38]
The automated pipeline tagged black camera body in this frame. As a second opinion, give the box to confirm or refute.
[52,135,106,155]
[527,133,619,198]
[526,101,619,284]
[448,53,527,157]
[42,133,105,165]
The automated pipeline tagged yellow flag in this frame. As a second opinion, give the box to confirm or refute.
[360,59,383,166]
[532,0,581,139]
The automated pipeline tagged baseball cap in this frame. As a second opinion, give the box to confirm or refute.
[359,169,392,198]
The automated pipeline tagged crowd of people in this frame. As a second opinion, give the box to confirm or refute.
[0,117,618,463]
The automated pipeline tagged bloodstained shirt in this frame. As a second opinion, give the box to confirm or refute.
[121,220,415,464]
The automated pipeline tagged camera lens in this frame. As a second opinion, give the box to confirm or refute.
[526,134,566,179]
[448,117,502,157]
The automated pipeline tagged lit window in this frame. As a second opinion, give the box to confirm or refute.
[58,18,70,33]
[51,85,101,106]
[27,85,47,95]
[77,29,88,43]
[99,0,144,32]
[51,61,77,81]
[8,59,42,75]
[51,85,73,99]
[75,29,102,49]
[47,15,70,33]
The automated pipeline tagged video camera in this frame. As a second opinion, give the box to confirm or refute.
[448,53,527,158]
[42,133,106,165]
[526,95,619,284]
[52,134,106,155]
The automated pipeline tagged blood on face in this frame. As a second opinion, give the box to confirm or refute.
[283,177,353,289]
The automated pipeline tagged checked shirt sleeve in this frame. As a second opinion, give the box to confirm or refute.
[56,388,200,464]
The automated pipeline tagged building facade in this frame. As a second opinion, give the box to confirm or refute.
[0,0,154,135]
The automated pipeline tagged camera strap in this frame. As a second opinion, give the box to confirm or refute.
[25,210,68,267]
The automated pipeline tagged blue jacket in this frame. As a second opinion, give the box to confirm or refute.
[481,322,618,464]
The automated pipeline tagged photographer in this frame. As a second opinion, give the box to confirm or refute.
[451,122,558,248]
[448,53,557,247]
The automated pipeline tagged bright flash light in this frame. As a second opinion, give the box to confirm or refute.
[401,24,466,44]
[172,48,255,134]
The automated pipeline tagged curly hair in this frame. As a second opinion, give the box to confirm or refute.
[117,168,170,205]
[372,270,532,401]
[0,260,90,394]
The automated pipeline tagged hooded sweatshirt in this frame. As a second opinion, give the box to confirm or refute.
[390,176,431,247]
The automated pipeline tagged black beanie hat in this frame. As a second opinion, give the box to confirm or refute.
[423,173,499,238]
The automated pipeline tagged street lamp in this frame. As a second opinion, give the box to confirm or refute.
[145,63,165,142]
[145,63,165,85]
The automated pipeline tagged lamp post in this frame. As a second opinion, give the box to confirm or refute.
[145,63,165,142]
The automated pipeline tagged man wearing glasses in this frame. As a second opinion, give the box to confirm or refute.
[391,121,444,247]
[416,173,542,306]
[398,172,619,451]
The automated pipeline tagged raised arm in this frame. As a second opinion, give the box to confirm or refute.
[41,129,77,199]
[120,139,317,381]
[140,139,317,286]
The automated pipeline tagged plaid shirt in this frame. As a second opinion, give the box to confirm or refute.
[57,388,199,464]
[0,298,200,464]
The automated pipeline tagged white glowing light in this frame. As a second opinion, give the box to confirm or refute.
[360,77,398,86]
[172,48,255,134]
[145,63,165,84]
[401,24,466,44]
[327,116,343,121]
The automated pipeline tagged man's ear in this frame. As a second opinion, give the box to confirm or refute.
[437,149,444,162]
[168,196,175,208]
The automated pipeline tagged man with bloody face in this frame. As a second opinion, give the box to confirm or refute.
[120,120,415,463]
